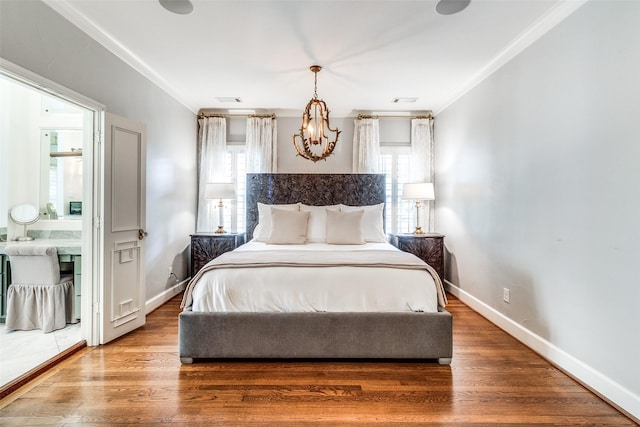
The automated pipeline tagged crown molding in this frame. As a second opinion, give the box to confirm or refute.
[434,0,589,116]
[44,0,197,113]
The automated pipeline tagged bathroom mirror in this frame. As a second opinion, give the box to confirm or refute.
[40,129,84,220]
[10,204,39,241]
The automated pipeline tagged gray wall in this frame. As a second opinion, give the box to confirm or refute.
[435,0,640,417]
[0,1,197,301]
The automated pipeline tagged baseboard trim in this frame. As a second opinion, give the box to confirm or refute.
[145,279,188,315]
[445,280,640,423]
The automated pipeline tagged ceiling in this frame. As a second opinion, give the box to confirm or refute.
[47,0,586,116]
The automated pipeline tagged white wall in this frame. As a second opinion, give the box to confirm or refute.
[0,1,197,300]
[0,79,41,235]
[435,0,640,419]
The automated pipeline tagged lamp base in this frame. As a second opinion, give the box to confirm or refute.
[413,226,425,235]
[214,226,226,234]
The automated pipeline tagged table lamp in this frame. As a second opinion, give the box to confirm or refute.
[205,182,236,233]
[402,182,435,235]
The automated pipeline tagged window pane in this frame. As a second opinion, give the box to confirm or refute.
[222,148,246,233]
[236,151,246,233]
[379,148,413,234]
[397,153,413,234]
[379,154,393,232]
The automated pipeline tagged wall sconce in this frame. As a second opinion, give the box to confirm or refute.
[402,182,435,234]
[205,182,236,233]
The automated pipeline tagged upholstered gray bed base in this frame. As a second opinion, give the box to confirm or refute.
[180,173,453,365]
[179,308,453,364]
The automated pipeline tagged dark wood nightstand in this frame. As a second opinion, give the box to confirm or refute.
[390,233,445,281]
[190,233,245,276]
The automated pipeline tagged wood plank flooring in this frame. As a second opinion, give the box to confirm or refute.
[0,294,636,426]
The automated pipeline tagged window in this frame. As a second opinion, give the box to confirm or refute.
[379,146,414,234]
[222,144,246,233]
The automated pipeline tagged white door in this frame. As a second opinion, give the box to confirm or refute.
[100,113,146,344]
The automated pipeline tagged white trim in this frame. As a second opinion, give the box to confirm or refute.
[44,0,196,114]
[435,0,589,116]
[445,280,640,423]
[145,279,188,314]
[0,58,105,112]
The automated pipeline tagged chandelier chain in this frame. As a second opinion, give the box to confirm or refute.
[313,70,318,100]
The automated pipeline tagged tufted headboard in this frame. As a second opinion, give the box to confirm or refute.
[245,173,386,241]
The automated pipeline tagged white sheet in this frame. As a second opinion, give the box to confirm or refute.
[190,241,439,313]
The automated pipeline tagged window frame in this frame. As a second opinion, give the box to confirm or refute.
[379,144,414,235]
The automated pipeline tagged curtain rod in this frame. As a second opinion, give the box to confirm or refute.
[198,112,276,119]
[357,114,433,120]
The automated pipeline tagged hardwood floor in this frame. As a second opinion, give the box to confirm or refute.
[0,294,636,426]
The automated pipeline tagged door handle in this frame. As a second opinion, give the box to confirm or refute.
[138,229,148,240]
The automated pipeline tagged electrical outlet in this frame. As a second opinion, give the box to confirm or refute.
[503,288,510,303]
[168,265,178,281]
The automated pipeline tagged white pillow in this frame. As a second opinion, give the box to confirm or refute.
[326,209,365,245]
[253,202,300,241]
[339,203,386,242]
[300,204,340,243]
[266,208,310,245]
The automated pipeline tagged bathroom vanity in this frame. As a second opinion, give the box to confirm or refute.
[0,239,82,323]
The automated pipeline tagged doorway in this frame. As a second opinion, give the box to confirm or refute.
[0,66,100,388]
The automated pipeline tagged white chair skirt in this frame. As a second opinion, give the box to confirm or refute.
[6,279,76,333]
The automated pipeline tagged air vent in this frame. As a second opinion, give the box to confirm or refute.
[392,98,418,103]
[216,97,242,103]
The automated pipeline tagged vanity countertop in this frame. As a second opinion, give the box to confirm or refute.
[0,239,82,255]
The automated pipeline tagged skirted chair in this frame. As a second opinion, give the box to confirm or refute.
[5,245,76,333]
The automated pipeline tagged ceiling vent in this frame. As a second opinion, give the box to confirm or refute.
[216,97,242,103]
[392,98,418,103]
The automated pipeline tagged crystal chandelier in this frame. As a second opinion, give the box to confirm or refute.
[293,65,341,162]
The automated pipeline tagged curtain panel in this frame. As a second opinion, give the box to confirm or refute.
[410,117,435,231]
[196,116,227,232]
[352,118,381,173]
[246,117,277,173]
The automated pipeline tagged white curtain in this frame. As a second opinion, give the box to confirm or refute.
[246,117,277,173]
[352,118,381,173]
[410,117,435,231]
[196,116,227,232]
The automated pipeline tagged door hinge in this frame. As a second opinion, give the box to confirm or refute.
[94,216,102,229]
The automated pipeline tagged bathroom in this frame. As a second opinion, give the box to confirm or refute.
[0,74,91,387]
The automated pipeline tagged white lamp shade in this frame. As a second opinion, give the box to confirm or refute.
[205,182,236,200]
[402,182,435,200]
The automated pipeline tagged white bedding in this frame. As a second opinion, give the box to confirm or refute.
[189,241,440,314]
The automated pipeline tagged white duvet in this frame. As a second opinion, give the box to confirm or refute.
[189,241,440,313]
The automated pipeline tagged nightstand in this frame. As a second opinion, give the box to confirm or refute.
[390,233,445,281]
[190,233,245,276]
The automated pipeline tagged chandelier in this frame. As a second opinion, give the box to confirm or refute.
[293,65,341,162]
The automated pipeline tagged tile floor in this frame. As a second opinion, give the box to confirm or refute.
[0,322,82,386]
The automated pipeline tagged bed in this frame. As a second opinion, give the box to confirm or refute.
[179,173,453,364]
